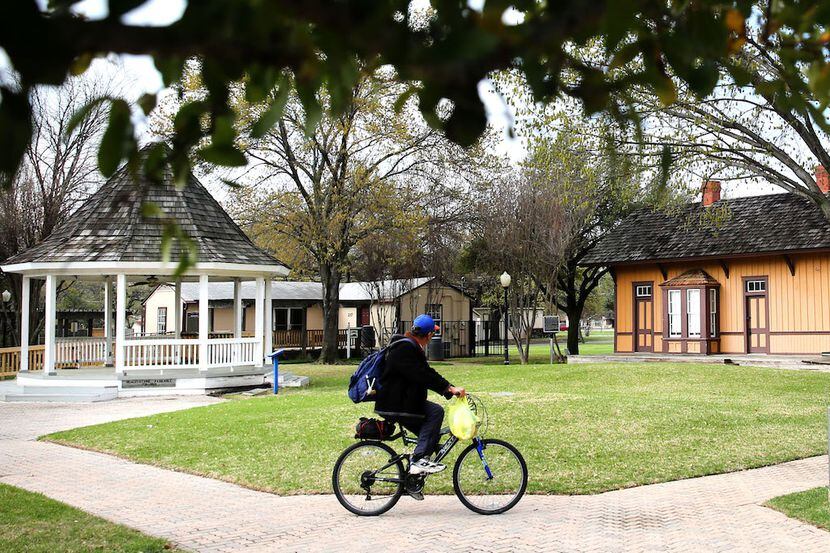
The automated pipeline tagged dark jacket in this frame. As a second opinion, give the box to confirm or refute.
[375,334,453,419]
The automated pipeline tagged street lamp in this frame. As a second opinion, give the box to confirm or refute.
[1,290,9,348]
[500,272,511,365]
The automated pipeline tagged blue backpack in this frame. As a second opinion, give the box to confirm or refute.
[347,338,417,403]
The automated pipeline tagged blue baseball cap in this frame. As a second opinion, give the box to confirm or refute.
[412,314,439,336]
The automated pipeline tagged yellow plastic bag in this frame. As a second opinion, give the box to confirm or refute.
[447,396,479,440]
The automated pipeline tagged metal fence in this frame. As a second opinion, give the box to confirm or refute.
[395,320,503,358]
[473,320,504,357]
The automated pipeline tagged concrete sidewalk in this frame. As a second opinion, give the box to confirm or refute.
[1,399,828,552]
[568,353,830,371]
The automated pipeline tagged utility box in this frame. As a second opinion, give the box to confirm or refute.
[428,335,444,360]
[360,325,376,350]
[543,315,560,334]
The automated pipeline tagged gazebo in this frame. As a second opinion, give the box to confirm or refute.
[1,149,288,396]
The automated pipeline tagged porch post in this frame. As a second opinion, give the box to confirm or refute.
[264,278,273,364]
[254,277,264,366]
[115,274,126,373]
[233,278,242,339]
[104,276,113,365]
[19,276,30,372]
[174,280,182,339]
[199,274,209,371]
[43,274,57,375]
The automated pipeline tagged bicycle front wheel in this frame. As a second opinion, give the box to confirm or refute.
[453,438,527,515]
[332,441,404,516]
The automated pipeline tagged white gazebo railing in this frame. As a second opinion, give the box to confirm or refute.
[124,338,199,369]
[207,337,259,368]
[122,337,260,371]
[55,337,107,367]
[124,338,200,370]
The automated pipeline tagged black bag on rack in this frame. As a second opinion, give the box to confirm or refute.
[354,417,396,440]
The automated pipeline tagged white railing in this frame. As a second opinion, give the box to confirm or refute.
[122,337,260,370]
[207,337,259,368]
[55,337,107,367]
[123,339,200,370]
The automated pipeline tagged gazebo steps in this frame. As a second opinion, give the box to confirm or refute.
[276,372,310,388]
[0,385,118,403]
[5,367,310,400]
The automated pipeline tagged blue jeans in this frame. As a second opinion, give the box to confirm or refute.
[397,401,444,461]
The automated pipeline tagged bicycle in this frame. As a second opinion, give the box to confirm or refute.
[332,395,527,516]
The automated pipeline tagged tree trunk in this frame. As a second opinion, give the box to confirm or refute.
[557,260,608,357]
[319,264,342,364]
[521,328,532,364]
[566,306,582,355]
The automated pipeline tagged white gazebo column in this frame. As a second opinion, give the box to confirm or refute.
[264,278,273,365]
[254,277,264,366]
[115,274,126,373]
[233,278,242,339]
[174,279,182,339]
[19,276,30,372]
[43,274,57,375]
[104,276,113,365]
[199,274,209,372]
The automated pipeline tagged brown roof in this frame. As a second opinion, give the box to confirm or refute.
[582,193,830,265]
[5,146,285,268]
[659,269,720,287]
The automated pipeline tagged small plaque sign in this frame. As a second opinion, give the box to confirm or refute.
[543,315,560,334]
[122,378,176,389]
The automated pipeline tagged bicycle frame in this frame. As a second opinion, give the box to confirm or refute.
[363,429,481,487]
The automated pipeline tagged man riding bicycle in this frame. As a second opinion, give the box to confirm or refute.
[374,314,465,486]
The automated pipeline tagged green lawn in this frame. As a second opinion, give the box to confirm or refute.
[45,359,830,496]
[463,329,613,365]
[0,483,175,552]
[766,487,830,532]
[577,330,614,355]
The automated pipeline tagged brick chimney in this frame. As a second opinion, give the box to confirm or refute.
[815,165,830,193]
[701,180,721,207]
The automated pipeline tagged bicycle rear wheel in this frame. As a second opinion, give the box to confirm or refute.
[332,441,404,516]
[453,438,527,515]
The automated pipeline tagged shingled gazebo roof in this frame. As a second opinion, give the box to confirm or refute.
[3,149,287,277]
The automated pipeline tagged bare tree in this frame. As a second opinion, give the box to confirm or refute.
[474,167,576,363]
[352,228,421,344]
[233,69,492,363]
[627,31,830,220]
[0,77,109,345]
[525,122,647,356]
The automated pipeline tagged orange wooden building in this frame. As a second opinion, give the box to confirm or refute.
[583,180,830,356]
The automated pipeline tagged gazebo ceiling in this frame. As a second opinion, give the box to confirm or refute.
[2,144,287,277]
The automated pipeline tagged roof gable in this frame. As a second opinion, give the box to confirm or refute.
[582,193,830,265]
[659,269,719,287]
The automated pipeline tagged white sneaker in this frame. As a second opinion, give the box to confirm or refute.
[409,458,447,475]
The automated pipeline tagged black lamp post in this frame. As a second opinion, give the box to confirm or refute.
[500,272,511,365]
[1,290,10,348]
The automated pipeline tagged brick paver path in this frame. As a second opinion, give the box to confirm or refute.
[1,399,828,552]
